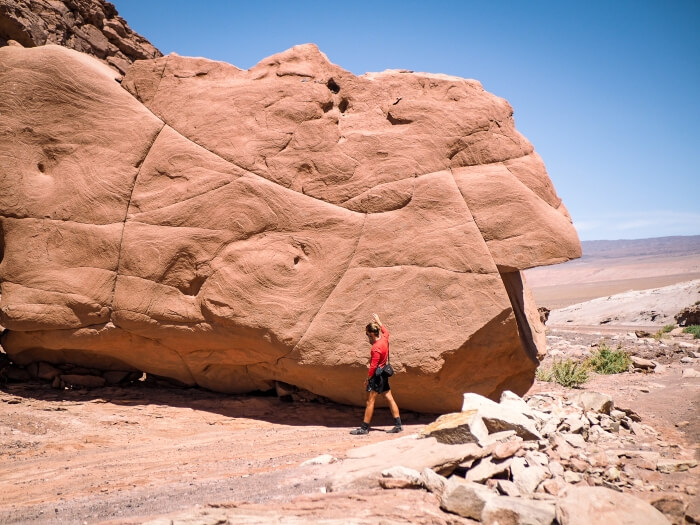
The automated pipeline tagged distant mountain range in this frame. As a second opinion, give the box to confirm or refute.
[581,235,700,260]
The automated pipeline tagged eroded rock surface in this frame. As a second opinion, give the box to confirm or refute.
[0,0,160,74]
[0,43,580,412]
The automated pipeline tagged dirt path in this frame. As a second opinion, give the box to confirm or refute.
[0,384,432,524]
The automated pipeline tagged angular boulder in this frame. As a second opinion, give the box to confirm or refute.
[0,43,580,412]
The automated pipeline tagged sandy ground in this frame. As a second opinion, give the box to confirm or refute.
[547,279,700,328]
[526,254,700,308]
[0,384,437,524]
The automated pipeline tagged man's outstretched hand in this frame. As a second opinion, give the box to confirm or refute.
[372,313,382,326]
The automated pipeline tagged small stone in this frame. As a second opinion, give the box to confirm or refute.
[588,451,610,469]
[60,374,106,388]
[609,409,625,420]
[496,479,521,497]
[36,362,62,381]
[420,468,448,496]
[682,368,700,378]
[564,471,582,484]
[421,410,489,445]
[657,459,698,473]
[675,421,690,428]
[481,495,556,525]
[631,356,656,369]
[572,392,613,414]
[604,467,621,481]
[465,456,512,484]
[491,438,523,460]
[567,457,589,473]
[557,486,671,525]
[511,456,550,494]
[650,493,688,525]
[541,478,563,496]
[440,478,494,520]
[563,433,587,449]
[548,460,564,477]
[103,370,131,385]
[680,356,695,363]
[630,422,645,435]
[301,454,336,466]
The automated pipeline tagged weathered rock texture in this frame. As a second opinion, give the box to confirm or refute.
[0,0,160,74]
[0,42,580,412]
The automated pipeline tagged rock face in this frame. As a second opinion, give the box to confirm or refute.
[0,42,580,412]
[0,0,160,74]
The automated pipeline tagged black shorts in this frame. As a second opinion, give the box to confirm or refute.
[367,372,391,394]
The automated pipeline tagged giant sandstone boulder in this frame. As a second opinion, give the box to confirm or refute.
[0,43,580,412]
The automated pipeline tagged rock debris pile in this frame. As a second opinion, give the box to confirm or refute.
[322,390,697,524]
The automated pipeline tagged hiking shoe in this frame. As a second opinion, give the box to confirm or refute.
[386,425,403,433]
[350,426,369,435]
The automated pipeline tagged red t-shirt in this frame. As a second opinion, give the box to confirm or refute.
[367,325,389,378]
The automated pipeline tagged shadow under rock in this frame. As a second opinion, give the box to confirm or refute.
[0,380,434,428]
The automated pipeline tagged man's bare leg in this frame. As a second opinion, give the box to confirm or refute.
[383,390,403,432]
[363,390,378,425]
[384,390,400,419]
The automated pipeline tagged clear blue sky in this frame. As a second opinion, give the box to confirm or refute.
[112,0,699,241]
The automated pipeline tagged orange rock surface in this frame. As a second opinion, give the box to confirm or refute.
[0,43,580,412]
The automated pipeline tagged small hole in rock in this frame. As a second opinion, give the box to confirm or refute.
[293,256,301,265]
[321,101,333,112]
[37,162,45,173]
[338,98,349,113]
[326,78,340,93]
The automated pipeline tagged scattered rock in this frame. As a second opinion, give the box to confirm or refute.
[675,305,700,326]
[571,392,613,415]
[650,493,688,525]
[420,468,448,497]
[491,438,523,460]
[301,454,336,466]
[496,479,521,497]
[656,459,698,473]
[421,410,489,445]
[510,456,550,495]
[3,365,31,382]
[481,495,556,525]
[59,374,106,388]
[465,456,513,484]
[556,486,671,525]
[681,369,700,378]
[631,356,656,370]
[440,478,495,520]
[462,393,542,441]
[103,370,131,385]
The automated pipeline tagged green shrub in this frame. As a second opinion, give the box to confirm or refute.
[682,325,700,339]
[587,344,631,374]
[652,325,674,339]
[535,366,553,382]
[536,359,588,388]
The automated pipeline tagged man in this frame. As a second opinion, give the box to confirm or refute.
[350,313,402,435]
